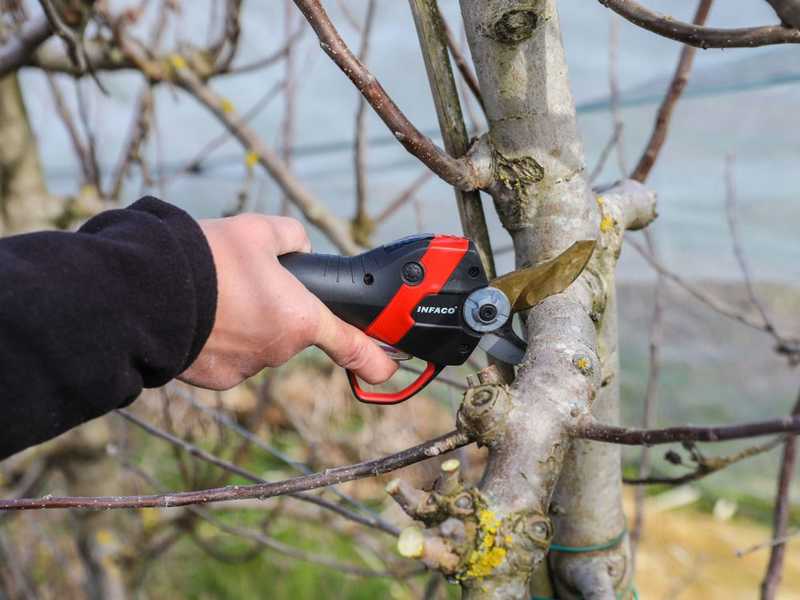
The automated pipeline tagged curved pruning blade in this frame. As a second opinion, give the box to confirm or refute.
[479,326,527,365]
[489,239,596,313]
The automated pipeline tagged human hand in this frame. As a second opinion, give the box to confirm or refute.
[180,214,398,390]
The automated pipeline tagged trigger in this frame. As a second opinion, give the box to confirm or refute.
[374,339,412,361]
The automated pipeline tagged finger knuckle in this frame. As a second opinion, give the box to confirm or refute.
[339,339,371,371]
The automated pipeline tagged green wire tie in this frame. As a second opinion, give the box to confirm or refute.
[549,527,628,554]
[531,528,639,599]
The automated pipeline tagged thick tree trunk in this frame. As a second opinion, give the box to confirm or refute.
[452,3,655,597]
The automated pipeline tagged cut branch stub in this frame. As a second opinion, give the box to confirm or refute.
[388,460,553,586]
[457,383,512,447]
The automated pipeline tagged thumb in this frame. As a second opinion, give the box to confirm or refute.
[313,303,399,385]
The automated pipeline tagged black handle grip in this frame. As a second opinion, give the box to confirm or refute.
[278,250,396,330]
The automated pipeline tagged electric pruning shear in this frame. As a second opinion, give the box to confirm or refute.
[279,234,594,404]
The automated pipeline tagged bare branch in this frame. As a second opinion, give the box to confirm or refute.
[433,2,483,111]
[0,15,52,77]
[628,238,768,331]
[575,415,800,446]
[374,170,434,225]
[630,229,665,551]
[226,26,304,75]
[761,390,800,599]
[117,408,398,535]
[624,436,784,485]
[172,64,359,254]
[724,155,775,334]
[352,0,377,240]
[0,430,469,510]
[292,0,491,191]
[408,0,497,282]
[630,0,713,183]
[598,0,800,48]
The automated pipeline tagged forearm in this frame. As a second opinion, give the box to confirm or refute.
[0,197,217,459]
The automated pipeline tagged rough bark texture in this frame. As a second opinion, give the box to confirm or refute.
[453,2,656,597]
[458,1,600,597]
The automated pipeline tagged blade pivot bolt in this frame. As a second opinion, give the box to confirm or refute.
[463,287,511,333]
[478,304,498,323]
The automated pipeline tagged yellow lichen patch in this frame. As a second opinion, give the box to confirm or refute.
[168,54,187,71]
[575,356,591,372]
[140,507,160,531]
[95,529,114,546]
[462,509,508,579]
[220,98,236,115]
[245,150,259,169]
[600,214,615,233]
[596,195,606,206]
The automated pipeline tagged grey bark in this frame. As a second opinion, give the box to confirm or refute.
[452,2,656,597]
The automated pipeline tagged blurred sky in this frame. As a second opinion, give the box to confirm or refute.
[20,0,800,283]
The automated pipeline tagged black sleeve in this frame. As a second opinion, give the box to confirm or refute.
[0,197,217,460]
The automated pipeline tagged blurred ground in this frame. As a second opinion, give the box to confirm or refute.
[628,492,800,600]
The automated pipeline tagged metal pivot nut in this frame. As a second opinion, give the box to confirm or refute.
[463,287,511,333]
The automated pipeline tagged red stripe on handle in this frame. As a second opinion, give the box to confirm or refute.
[365,235,468,345]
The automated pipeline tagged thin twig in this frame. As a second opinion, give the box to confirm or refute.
[575,415,800,446]
[630,0,714,183]
[434,2,483,111]
[598,0,800,48]
[125,460,402,578]
[628,238,768,332]
[117,409,398,535]
[0,430,469,510]
[45,73,93,185]
[352,0,377,230]
[624,435,784,485]
[609,13,627,177]
[630,229,664,550]
[226,25,304,75]
[292,0,486,191]
[170,62,359,254]
[177,388,397,533]
[737,529,800,558]
[724,154,775,334]
[760,389,800,599]
[374,170,434,225]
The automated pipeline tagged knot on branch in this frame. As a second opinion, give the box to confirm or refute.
[490,150,545,230]
[485,3,543,44]
[457,383,511,447]
[388,459,552,584]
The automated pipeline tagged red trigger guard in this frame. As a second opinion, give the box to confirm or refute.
[347,362,444,405]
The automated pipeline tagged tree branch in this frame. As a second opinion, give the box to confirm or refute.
[172,64,359,254]
[116,409,398,535]
[576,415,800,445]
[292,0,492,191]
[598,0,800,48]
[630,0,713,182]
[760,389,800,600]
[0,15,52,77]
[0,430,469,510]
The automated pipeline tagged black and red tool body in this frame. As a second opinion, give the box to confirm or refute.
[279,234,488,403]
[279,234,594,405]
